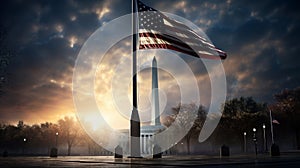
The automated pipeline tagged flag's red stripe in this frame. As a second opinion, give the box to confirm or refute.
[139,33,226,59]
[140,31,223,55]
[140,32,192,51]
[140,44,225,60]
[140,32,205,57]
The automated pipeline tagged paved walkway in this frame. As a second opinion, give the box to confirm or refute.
[1,153,300,167]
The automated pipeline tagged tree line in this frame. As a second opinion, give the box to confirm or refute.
[163,87,300,154]
[0,117,108,156]
[1,87,300,155]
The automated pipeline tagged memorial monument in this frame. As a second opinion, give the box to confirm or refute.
[118,57,166,156]
[140,57,165,155]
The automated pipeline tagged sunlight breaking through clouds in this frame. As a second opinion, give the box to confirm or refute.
[0,0,299,128]
[69,36,78,48]
[96,7,110,20]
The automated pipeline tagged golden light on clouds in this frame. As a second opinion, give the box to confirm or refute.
[69,36,78,48]
[174,1,187,12]
[96,8,110,20]
[55,24,64,33]
[90,42,190,129]
[18,95,76,126]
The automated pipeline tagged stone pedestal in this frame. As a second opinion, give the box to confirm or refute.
[50,147,58,157]
[2,150,8,157]
[114,145,123,158]
[220,145,230,157]
[153,145,162,158]
[270,143,280,156]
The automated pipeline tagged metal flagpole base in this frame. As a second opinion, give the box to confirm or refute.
[130,109,142,158]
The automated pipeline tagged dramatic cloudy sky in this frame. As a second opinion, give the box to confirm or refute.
[0,0,299,127]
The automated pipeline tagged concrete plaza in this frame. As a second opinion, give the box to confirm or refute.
[1,152,300,167]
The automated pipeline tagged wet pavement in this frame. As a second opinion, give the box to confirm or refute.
[1,153,300,167]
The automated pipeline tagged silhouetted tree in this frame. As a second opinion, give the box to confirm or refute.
[0,119,91,155]
[213,97,268,149]
[223,97,266,118]
[40,122,59,154]
[271,87,300,149]
[58,117,82,156]
[169,103,207,154]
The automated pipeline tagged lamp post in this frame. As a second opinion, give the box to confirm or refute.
[269,109,280,156]
[243,132,247,153]
[55,132,58,148]
[50,132,59,157]
[23,138,27,155]
[262,124,267,152]
[253,128,257,156]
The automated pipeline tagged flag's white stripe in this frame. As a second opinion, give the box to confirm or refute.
[164,28,214,47]
[139,29,160,34]
[198,50,215,56]
[161,15,190,30]
[140,28,214,48]
[140,33,221,55]
[139,24,215,48]
[140,32,191,48]
[140,36,218,56]
[214,48,226,54]
[163,19,210,43]
[141,37,194,53]
[163,19,173,27]
[140,37,170,45]
[163,31,218,51]
[163,29,216,48]
[142,42,217,56]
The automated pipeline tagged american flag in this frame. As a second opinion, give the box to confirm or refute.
[137,0,227,60]
[272,119,280,124]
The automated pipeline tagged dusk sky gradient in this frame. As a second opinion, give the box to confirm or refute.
[0,0,299,126]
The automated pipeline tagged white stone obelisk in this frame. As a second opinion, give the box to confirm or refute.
[151,57,161,126]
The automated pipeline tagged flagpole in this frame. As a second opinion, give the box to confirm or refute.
[130,0,141,157]
[269,110,274,144]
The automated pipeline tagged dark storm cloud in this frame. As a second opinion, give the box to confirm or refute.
[1,37,76,120]
[203,0,300,102]
[231,19,270,49]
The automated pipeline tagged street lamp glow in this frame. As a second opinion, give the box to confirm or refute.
[56,132,59,136]
[253,128,256,132]
[262,123,267,152]
[23,138,26,142]
[243,132,247,152]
